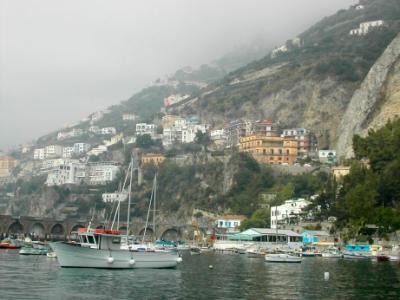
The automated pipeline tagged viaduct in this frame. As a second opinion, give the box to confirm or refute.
[0,214,200,241]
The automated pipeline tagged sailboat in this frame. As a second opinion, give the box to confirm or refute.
[50,159,182,269]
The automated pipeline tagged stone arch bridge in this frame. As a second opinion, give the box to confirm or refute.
[0,215,199,241]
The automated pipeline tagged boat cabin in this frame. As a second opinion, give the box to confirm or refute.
[77,228,122,250]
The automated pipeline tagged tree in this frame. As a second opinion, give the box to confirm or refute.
[136,134,154,149]
[195,131,211,152]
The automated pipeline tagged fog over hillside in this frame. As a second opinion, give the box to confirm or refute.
[0,0,356,149]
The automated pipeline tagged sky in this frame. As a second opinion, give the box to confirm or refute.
[0,0,356,150]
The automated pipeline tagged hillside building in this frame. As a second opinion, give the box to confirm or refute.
[141,153,165,166]
[224,119,253,148]
[0,156,17,177]
[33,148,46,160]
[136,123,156,137]
[162,119,208,146]
[271,198,311,229]
[318,150,337,164]
[102,192,128,203]
[122,113,136,121]
[73,143,91,154]
[87,162,120,185]
[349,20,385,36]
[281,128,317,157]
[101,127,117,135]
[45,145,63,158]
[332,165,351,180]
[216,215,246,234]
[45,160,86,186]
[62,147,75,158]
[87,145,108,156]
[163,94,190,107]
[240,135,298,165]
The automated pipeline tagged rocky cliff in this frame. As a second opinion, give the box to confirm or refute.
[336,33,400,158]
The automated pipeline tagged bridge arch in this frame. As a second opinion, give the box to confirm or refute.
[160,228,181,241]
[7,221,24,234]
[50,223,65,240]
[138,227,154,241]
[30,223,46,239]
[71,224,85,233]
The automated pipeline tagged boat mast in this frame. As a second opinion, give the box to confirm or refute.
[153,174,157,240]
[126,157,134,238]
[110,160,131,230]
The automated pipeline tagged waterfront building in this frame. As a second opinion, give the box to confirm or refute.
[216,215,246,234]
[240,135,298,165]
[0,156,17,177]
[301,230,332,245]
[87,162,120,185]
[270,198,311,229]
[228,228,302,243]
[141,153,165,166]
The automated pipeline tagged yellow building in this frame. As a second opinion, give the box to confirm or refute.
[141,153,165,166]
[161,115,181,128]
[0,156,17,177]
[239,135,298,165]
[332,166,351,180]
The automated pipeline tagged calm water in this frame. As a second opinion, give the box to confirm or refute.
[1,250,400,300]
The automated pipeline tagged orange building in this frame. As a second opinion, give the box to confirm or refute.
[0,156,17,177]
[239,135,298,165]
[141,153,165,166]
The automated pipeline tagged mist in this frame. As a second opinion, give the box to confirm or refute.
[0,0,357,150]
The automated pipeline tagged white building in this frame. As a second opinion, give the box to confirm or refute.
[122,113,136,121]
[45,161,86,186]
[73,143,91,154]
[62,147,75,158]
[271,44,288,58]
[271,199,311,229]
[355,4,365,10]
[45,145,63,158]
[89,126,101,134]
[57,128,85,140]
[33,148,46,160]
[87,162,120,185]
[90,111,104,123]
[216,215,246,233]
[104,133,123,147]
[87,145,108,156]
[101,127,117,135]
[162,119,208,146]
[136,123,156,137]
[102,192,128,203]
[349,20,385,36]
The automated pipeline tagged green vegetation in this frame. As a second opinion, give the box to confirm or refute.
[334,119,400,234]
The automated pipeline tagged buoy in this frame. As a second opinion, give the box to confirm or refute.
[107,257,114,264]
[324,272,330,280]
[209,265,213,269]
[176,257,183,263]
[129,259,135,265]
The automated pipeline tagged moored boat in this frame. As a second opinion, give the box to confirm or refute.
[265,253,302,263]
[50,228,181,269]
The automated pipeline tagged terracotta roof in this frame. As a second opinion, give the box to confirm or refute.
[220,215,246,221]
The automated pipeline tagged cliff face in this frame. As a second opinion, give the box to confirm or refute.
[336,33,400,158]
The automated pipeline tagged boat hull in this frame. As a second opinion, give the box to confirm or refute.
[265,254,302,263]
[50,242,180,269]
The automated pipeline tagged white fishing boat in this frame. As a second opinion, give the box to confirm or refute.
[50,160,182,269]
[321,247,342,258]
[50,228,180,269]
[265,253,302,263]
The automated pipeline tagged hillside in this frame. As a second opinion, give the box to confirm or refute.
[170,0,400,153]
